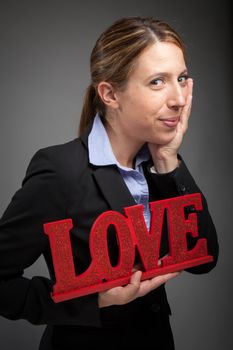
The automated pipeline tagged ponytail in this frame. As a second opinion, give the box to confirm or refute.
[79,85,98,135]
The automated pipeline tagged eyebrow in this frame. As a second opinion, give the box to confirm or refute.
[146,69,188,80]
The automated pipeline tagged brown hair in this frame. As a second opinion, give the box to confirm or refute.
[79,16,186,135]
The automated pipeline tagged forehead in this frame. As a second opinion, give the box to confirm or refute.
[131,42,186,78]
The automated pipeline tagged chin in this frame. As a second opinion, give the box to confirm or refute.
[150,133,176,145]
[147,126,176,144]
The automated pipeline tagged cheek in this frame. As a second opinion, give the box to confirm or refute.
[120,89,167,122]
[150,93,168,113]
[135,98,165,117]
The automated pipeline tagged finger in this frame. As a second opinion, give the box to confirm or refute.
[159,271,181,283]
[129,270,142,288]
[118,270,142,303]
[183,78,193,111]
[158,254,169,266]
[180,79,193,131]
[98,271,142,307]
[138,272,181,297]
[187,77,193,97]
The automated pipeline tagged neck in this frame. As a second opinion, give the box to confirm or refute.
[105,122,144,169]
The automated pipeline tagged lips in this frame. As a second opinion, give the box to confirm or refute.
[159,116,180,128]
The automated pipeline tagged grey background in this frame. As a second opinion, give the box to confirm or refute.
[0,0,232,349]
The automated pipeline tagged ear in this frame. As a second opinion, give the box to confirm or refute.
[97,82,119,109]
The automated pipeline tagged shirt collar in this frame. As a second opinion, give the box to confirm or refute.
[88,113,150,170]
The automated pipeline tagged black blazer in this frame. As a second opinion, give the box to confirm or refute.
[0,126,219,347]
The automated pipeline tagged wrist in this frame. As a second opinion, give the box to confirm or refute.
[152,156,179,174]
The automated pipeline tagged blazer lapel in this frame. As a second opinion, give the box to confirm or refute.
[80,121,136,214]
[92,166,136,214]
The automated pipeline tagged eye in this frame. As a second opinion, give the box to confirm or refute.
[178,74,189,84]
[150,78,164,87]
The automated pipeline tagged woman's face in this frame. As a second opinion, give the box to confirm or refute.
[113,41,189,145]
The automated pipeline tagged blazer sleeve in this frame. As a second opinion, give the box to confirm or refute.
[0,149,101,327]
[145,155,219,274]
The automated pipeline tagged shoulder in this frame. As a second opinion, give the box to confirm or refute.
[23,138,89,185]
[37,137,85,159]
[33,137,87,166]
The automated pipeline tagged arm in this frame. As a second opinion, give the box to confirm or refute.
[147,78,218,273]
[145,155,219,274]
[0,149,101,326]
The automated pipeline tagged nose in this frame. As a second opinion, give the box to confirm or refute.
[167,83,186,110]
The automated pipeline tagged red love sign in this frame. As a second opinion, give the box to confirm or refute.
[43,193,213,303]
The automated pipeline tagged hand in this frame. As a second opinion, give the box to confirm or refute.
[98,270,181,308]
[148,78,193,173]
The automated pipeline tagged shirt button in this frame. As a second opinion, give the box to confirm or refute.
[180,184,187,193]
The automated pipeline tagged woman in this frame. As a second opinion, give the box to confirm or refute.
[0,16,218,349]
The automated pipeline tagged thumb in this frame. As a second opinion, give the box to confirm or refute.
[130,270,142,287]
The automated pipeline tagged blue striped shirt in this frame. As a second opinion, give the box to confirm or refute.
[88,114,151,229]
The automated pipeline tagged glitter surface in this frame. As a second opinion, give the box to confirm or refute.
[43,193,213,303]
[125,203,164,270]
